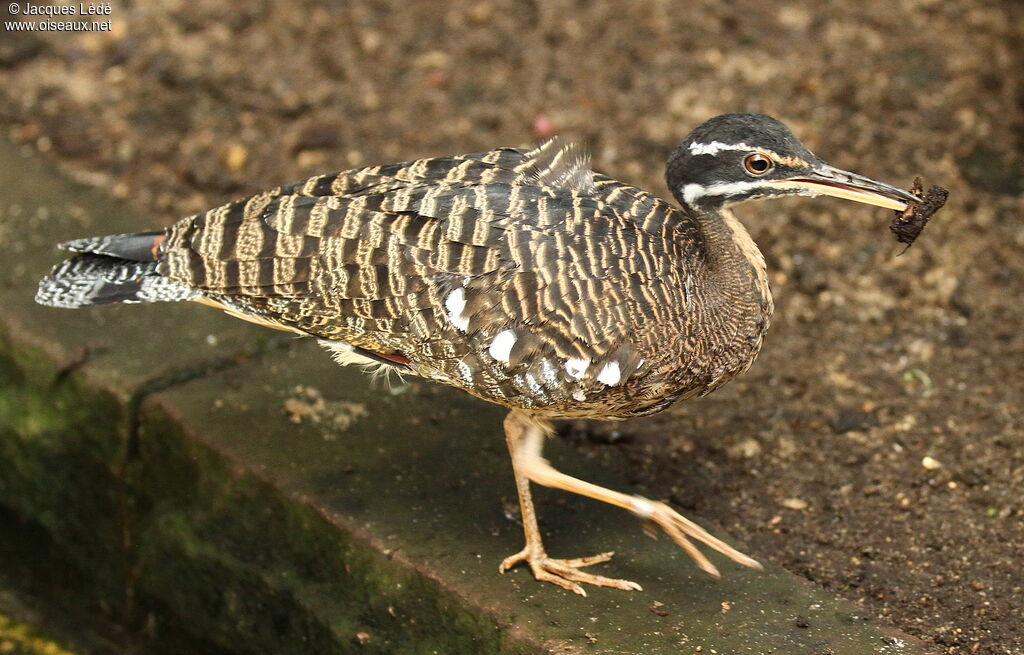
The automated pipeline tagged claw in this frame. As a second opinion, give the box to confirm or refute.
[635,497,762,575]
[500,546,642,595]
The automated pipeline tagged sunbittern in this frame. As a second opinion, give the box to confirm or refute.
[37,113,920,595]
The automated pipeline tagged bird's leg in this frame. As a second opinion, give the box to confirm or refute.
[499,411,642,595]
[502,412,762,586]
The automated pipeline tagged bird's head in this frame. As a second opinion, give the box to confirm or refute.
[667,113,918,213]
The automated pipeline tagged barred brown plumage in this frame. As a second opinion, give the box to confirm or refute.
[157,139,750,419]
[37,113,929,595]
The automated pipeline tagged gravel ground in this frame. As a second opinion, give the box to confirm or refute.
[2,1,1023,653]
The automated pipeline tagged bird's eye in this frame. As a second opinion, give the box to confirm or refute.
[743,153,773,175]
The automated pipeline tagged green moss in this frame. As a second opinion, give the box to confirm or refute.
[0,613,78,655]
[0,340,128,607]
[130,404,539,655]
[0,333,62,391]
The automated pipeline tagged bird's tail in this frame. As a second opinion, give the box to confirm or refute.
[35,231,197,309]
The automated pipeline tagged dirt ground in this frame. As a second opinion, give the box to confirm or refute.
[2,1,1022,653]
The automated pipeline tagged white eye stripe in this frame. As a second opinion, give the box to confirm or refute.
[689,141,757,156]
[682,180,766,204]
[690,142,811,170]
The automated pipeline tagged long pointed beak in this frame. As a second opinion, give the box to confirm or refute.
[768,164,921,211]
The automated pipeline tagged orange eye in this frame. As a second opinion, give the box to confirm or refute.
[744,153,773,175]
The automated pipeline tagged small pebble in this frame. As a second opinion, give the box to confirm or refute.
[466,2,494,24]
[922,456,942,470]
[727,437,762,458]
[781,498,808,510]
[221,142,248,172]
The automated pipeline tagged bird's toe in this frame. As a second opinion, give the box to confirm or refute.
[636,498,762,575]
[500,546,641,594]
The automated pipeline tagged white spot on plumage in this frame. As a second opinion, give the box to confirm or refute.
[572,390,586,402]
[597,361,621,386]
[445,287,469,331]
[457,360,473,384]
[524,373,542,394]
[488,329,516,364]
[564,357,590,379]
[540,358,558,386]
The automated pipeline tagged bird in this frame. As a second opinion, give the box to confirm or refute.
[36,113,919,596]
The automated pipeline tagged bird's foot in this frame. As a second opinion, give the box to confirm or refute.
[499,546,642,596]
[629,496,762,578]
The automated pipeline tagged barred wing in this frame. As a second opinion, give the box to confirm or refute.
[159,141,704,411]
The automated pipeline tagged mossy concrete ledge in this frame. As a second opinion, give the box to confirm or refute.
[0,137,935,654]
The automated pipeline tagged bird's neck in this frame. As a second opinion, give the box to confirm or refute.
[694,206,774,319]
